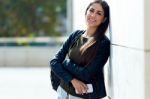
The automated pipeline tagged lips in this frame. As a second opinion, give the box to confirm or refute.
[87,18,96,24]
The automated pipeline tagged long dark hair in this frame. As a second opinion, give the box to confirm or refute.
[80,0,110,65]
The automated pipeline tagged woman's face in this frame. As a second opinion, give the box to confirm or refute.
[85,3,105,28]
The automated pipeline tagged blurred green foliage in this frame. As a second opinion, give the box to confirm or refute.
[0,0,66,37]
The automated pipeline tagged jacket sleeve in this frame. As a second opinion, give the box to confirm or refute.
[63,40,110,82]
[50,32,78,83]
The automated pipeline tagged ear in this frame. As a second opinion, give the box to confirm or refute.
[102,17,107,23]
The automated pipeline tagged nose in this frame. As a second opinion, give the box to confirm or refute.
[90,13,96,17]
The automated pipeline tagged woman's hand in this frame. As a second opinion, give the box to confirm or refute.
[71,78,88,95]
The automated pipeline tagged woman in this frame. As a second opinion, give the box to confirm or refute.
[50,0,110,99]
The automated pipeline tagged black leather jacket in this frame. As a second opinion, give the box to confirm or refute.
[50,30,110,99]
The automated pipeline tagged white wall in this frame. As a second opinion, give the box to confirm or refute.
[144,0,150,98]
[72,0,91,31]
[110,0,150,98]
[73,0,150,99]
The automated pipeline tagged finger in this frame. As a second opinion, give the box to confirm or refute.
[77,88,82,94]
[81,84,88,93]
[80,87,85,95]
[80,86,86,94]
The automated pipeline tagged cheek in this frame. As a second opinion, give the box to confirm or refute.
[85,14,90,21]
[97,17,105,24]
[85,13,90,18]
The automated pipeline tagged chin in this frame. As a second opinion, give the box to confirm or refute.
[87,24,98,28]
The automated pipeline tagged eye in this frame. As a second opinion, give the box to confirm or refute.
[97,12,104,16]
[89,9,94,13]
[97,12,103,16]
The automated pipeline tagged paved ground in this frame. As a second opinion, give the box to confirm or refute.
[0,67,111,99]
[0,67,58,99]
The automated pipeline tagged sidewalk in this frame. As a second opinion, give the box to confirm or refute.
[0,67,58,99]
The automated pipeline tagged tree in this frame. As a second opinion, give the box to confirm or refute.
[0,0,67,37]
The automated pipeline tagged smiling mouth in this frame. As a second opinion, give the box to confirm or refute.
[88,18,96,23]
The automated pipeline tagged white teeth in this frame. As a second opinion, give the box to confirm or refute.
[88,19,95,22]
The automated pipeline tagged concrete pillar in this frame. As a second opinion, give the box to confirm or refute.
[72,0,91,31]
[109,0,150,98]
[144,0,150,98]
[66,0,73,34]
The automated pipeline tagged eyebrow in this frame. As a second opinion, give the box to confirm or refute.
[90,8,103,13]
